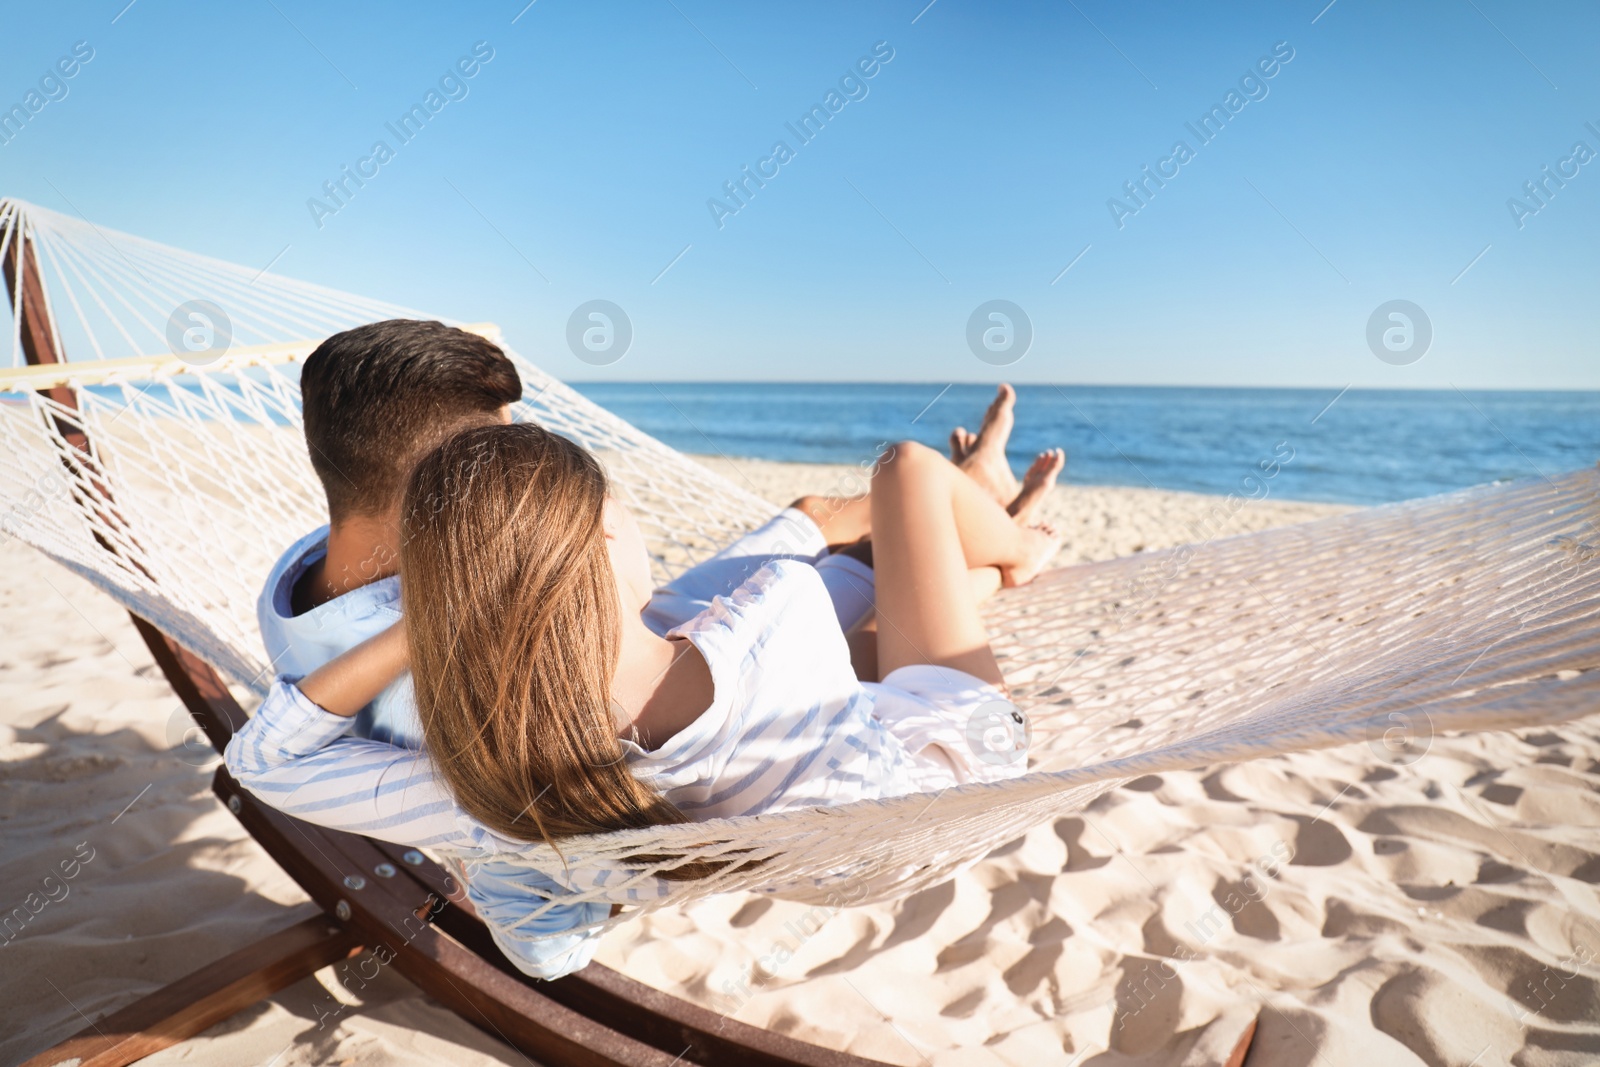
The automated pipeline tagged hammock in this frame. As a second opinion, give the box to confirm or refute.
[5,198,1599,944]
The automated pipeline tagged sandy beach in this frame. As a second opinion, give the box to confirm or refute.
[5,456,1599,1066]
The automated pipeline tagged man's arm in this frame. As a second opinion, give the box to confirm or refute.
[296,618,408,717]
[225,675,509,854]
[227,625,514,854]
[226,672,672,979]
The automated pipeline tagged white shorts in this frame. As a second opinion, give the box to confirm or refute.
[642,508,876,637]
[867,665,1030,791]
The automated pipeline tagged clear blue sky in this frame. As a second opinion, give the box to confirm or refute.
[3,0,1597,387]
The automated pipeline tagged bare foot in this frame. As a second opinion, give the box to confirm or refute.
[1001,521,1062,588]
[957,384,1019,506]
[948,427,977,464]
[1008,448,1065,524]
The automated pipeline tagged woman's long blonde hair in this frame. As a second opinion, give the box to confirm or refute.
[400,423,700,867]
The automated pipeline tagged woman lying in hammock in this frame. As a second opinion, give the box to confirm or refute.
[226,423,1063,977]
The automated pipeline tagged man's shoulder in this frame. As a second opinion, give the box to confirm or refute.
[255,526,416,746]
[257,525,400,657]
[259,525,332,619]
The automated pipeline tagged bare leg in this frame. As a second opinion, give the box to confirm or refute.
[1008,448,1066,522]
[798,388,1056,547]
[845,618,878,683]
[968,565,1002,602]
[845,566,1002,683]
[950,385,1020,507]
[948,427,977,463]
[790,494,871,548]
[870,442,1060,687]
[824,446,1061,539]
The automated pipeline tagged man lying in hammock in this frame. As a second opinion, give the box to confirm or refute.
[239,319,1064,976]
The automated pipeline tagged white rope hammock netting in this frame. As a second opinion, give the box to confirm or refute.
[3,198,1598,941]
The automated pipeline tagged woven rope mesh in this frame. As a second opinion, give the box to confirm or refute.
[4,198,1599,941]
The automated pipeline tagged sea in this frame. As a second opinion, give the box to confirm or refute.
[570,384,1597,506]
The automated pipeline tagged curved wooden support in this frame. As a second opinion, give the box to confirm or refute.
[19,916,362,1067]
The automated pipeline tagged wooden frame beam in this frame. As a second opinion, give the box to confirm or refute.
[19,917,362,1067]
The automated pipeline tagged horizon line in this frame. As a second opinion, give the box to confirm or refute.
[565,380,1599,393]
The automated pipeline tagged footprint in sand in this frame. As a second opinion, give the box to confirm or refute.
[1459,944,1600,1026]
[1285,813,1354,866]
[1371,967,1524,1066]
[1209,875,1281,941]
[1108,955,1184,1056]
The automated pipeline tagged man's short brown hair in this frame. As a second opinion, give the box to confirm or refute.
[300,320,522,522]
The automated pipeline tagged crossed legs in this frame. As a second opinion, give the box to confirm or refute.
[789,384,1066,549]
[869,441,1061,688]
[787,387,1067,684]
